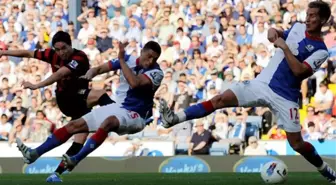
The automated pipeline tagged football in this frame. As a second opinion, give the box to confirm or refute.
[260,161,288,184]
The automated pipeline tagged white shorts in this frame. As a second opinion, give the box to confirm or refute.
[82,104,145,135]
[229,80,301,133]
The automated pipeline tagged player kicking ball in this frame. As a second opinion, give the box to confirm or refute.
[0,31,114,182]
[160,1,336,183]
[15,41,163,172]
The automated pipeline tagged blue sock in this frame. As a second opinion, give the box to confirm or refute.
[72,138,97,162]
[184,101,215,120]
[72,128,108,163]
[35,135,62,156]
[35,127,71,156]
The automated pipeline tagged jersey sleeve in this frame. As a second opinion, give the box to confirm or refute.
[143,69,164,88]
[65,54,90,76]
[283,22,300,40]
[303,50,329,73]
[108,54,131,70]
[33,48,54,63]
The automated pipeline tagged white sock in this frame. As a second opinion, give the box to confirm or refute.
[318,162,327,171]
[176,111,186,122]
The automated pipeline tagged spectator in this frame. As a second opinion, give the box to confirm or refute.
[244,136,267,156]
[212,112,230,140]
[174,27,191,51]
[96,28,112,52]
[226,113,247,142]
[77,20,95,45]
[235,25,252,46]
[0,114,12,141]
[324,117,336,140]
[8,115,29,145]
[188,120,212,155]
[9,97,27,124]
[83,38,101,62]
[303,122,322,140]
[304,106,318,131]
[267,125,287,140]
[173,80,192,111]
[314,81,334,114]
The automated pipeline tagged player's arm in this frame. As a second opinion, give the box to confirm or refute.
[0,50,34,58]
[267,28,284,43]
[22,66,72,90]
[274,38,329,78]
[23,58,86,90]
[81,59,122,80]
[118,46,163,89]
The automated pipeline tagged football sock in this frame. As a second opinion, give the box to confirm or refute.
[55,142,83,174]
[72,128,108,163]
[297,142,323,168]
[98,93,114,106]
[35,127,72,156]
[179,101,215,122]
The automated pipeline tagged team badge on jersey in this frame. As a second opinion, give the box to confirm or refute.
[69,60,78,69]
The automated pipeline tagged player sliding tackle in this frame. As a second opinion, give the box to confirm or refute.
[160,1,335,183]
[15,41,163,170]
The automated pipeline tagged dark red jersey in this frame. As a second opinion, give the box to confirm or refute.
[34,48,90,92]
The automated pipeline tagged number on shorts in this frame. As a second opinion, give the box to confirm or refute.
[289,108,299,121]
[128,111,139,119]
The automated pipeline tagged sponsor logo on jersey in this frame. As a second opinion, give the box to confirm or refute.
[159,156,210,173]
[22,158,67,174]
[233,157,282,173]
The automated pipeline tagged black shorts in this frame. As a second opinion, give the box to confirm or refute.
[56,91,91,120]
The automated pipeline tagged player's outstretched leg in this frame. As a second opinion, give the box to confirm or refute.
[159,90,238,128]
[287,132,336,183]
[46,134,87,183]
[16,118,89,164]
[63,116,120,170]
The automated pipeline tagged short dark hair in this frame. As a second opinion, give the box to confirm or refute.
[308,1,331,23]
[52,31,72,47]
[176,27,183,32]
[143,41,161,58]
[36,110,45,117]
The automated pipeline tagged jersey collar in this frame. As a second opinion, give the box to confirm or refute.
[305,31,323,42]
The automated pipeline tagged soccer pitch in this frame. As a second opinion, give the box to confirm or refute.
[0,173,332,185]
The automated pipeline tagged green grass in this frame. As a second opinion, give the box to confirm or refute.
[0,173,332,185]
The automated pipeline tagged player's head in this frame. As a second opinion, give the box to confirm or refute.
[306,1,331,32]
[52,31,73,60]
[139,41,161,68]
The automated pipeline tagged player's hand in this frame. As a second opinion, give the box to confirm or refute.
[118,41,128,61]
[273,38,288,50]
[267,28,279,43]
[21,81,38,90]
[80,68,97,80]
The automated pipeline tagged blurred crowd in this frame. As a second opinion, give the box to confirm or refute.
[0,0,335,156]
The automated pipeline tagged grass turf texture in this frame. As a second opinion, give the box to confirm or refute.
[0,173,332,185]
